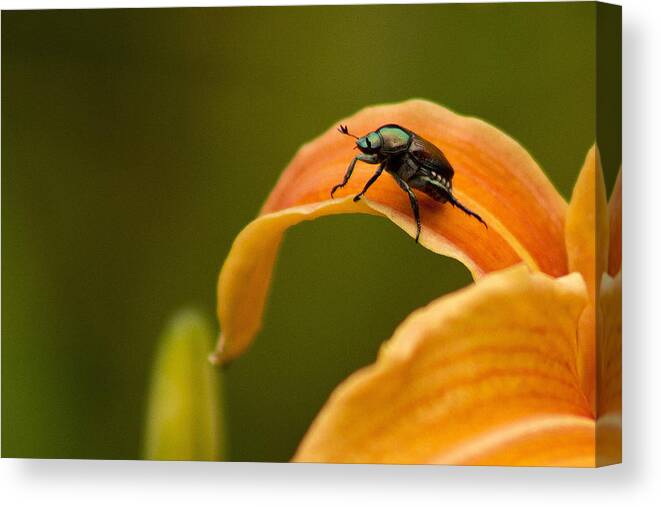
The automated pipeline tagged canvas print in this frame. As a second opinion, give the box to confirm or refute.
[2,2,621,466]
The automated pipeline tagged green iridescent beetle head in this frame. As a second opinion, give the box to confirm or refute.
[356,131,382,154]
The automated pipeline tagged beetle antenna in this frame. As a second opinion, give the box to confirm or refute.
[447,193,488,229]
[338,124,359,139]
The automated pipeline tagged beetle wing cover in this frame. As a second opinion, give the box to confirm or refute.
[409,135,455,180]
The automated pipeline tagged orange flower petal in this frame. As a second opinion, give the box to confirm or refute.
[599,170,622,466]
[565,146,609,412]
[292,266,590,465]
[608,170,622,276]
[435,415,596,467]
[213,199,380,362]
[213,100,568,362]
[575,305,597,416]
[597,272,621,465]
[565,145,609,300]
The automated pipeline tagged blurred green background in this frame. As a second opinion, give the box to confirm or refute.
[2,3,619,461]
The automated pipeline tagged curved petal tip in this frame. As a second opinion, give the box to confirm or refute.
[215,99,569,363]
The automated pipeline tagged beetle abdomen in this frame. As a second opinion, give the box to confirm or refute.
[432,172,452,193]
[419,179,451,203]
[409,169,453,203]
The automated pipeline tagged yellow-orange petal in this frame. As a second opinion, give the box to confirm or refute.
[435,415,596,467]
[608,170,622,276]
[213,196,524,362]
[214,99,569,362]
[293,266,591,465]
[599,169,621,465]
[213,199,378,362]
[597,272,622,465]
[565,145,609,414]
[565,145,609,300]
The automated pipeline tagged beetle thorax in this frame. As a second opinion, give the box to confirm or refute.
[377,125,411,154]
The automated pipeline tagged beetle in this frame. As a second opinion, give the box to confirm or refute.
[331,124,487,242]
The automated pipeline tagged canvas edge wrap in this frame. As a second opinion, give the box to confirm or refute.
[596,0,622,467]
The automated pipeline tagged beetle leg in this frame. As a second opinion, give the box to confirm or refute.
[447,193,488,229]
[393,175,422,243]
[331,154,378,198]
[331,158,357,198]
[353,161,386,202]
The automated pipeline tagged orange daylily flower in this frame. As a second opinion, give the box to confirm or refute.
[212,100,621,467]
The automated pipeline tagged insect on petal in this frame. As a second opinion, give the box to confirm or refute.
[214,99,569,363]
